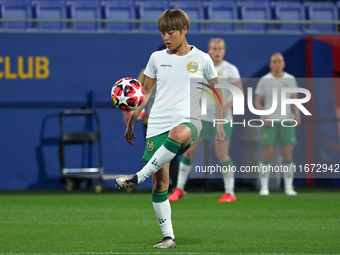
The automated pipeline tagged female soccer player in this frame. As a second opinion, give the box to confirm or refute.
[115,9,225,248]
[254,53,300,196]
[169,38,243,203]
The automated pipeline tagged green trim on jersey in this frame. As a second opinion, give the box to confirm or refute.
[260,122,296,146]
[199,120,233,141]
[142,122,198,162]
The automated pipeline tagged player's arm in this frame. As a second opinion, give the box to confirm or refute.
[207,77,225,143]
[224,80,243,113]
[122,111,130,125]
[254,94,264,111]
[137,68,146,86]
[128,76,155,125]
[291,93,301,125]
[254,94,271,127]
[233,80,243,92]
[123,69,146,126]
[207,77,223,120]
[125,76,156,145]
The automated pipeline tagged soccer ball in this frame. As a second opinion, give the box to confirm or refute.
[111,77,145,111]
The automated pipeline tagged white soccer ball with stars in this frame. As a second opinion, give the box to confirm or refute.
[111,77,145,112]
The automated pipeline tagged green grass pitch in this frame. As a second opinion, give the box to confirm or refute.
[0,189,339,254]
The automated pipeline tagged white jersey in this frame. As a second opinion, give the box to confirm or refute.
[201,60,241,122]
[144,46,217,138]
[255,72,298,121]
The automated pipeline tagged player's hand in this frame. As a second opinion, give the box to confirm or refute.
[294,112,301,126]
[125,125,136,145]
[215,124,225,144]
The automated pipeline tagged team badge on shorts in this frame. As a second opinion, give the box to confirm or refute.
[187,62,199,73]
[262,134,268,141]
[147,140,155,152]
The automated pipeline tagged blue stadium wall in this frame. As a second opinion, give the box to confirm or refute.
[0,33,307,190]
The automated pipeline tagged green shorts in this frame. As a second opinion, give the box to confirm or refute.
[142,122,198,162]
[261,121,296,146]
[199,120,233,141]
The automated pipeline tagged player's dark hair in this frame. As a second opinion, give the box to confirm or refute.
[158,9,190,33]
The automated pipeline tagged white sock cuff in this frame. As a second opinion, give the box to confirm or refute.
[176,162,192,190]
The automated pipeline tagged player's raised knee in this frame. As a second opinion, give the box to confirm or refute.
[168,126,191,143]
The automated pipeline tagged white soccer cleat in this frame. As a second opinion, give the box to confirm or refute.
[153,236,176,248]
[285,189,297,196]
[115,175,138,189]
[259,188,269,196]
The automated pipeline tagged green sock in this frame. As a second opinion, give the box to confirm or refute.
[152,189,174,239]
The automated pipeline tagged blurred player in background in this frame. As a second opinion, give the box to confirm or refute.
[169,38,243,202]
[123,45,180,190]
[254,53,300,196]
[115,9,225,248]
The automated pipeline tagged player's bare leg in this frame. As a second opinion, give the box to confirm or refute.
[169,137,204,201]
[262,145,274,163]
[116,125,191,188]
[215,140,236,202]
[281,145,297,196]
[259,145,274,195]
[151,163,176,248]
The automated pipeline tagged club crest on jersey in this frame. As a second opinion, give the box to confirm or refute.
[147,140,155,152]
[187,62,199,73]
[283,83,289,87]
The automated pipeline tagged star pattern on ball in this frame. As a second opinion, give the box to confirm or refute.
[132,87,144,102]
[116,92,129,106]
[111,78,144,112]
[120,80,131,91]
